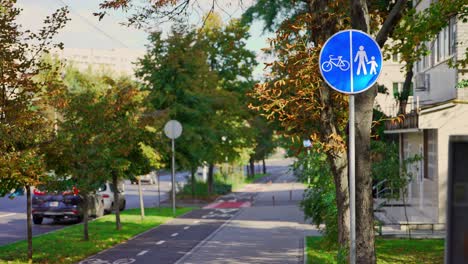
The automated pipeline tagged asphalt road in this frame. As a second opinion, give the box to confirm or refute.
[78,208,241,264]
[77,158,311,264]
[0,172,188,246]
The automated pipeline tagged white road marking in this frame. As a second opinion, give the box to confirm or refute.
[156,240,165,245]
[174,208,242,264]
[171,233,178,237]
[137,250,148,256]
[183,226,190,230]
[0,213,16,218]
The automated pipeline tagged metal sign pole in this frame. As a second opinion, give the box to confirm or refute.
[164,119,182,215]
[319,30,382,264]
[349,94,356,264]
[171,138,176,215]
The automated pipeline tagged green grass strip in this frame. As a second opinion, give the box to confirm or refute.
[306,236,445,264]
[244,173,269,184]
[0,207,194,264]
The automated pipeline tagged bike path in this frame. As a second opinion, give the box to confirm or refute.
[78,203,250,264]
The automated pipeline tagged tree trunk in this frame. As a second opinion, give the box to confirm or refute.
[327,153,351,247]
[83,194,89,241]
[26,186,33,263]
[355,87,377,263]
[138,177,145,219]
[399,65,414,115]
[207,163,214,194]
[316,81,351,249]
[351,0,377,262]
[112,172,121,230]
[262,159,266,174]
[249,157,255,177]
[191,167,196,198]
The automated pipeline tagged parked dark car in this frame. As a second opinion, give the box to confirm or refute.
[32,187,105,225]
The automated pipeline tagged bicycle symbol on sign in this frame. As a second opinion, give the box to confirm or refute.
[321,55,350,72]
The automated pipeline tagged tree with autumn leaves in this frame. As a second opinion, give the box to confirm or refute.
[247,0,467,262]
[0,1,68,261]
[45,66,159,239]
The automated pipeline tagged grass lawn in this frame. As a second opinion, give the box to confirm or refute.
[0,207,193,264]
[306,236,444,264]
[245,173,269,184]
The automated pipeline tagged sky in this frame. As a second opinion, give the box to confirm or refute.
[17,0,271,52]
[17,0,272,78]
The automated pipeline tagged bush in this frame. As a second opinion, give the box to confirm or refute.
[297,150,339,249]
[214,182,232,194]
[178,172,237,198]
[178,180,212,198]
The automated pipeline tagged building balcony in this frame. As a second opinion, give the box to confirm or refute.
[384,111,419,131]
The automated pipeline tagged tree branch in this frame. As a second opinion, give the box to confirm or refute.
[375,0,408,47]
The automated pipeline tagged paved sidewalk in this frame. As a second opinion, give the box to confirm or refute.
[177,164,320,264]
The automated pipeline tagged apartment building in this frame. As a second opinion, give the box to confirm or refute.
[53,48,146,77]
[382,2,468,226]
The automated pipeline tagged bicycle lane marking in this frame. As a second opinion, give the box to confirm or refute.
[79,258,135,264]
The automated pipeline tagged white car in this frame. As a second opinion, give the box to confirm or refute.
[97,181,126,214]
[130,171,158,185]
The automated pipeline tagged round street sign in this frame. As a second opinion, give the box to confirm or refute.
[319,30,382,94]
[164,120,182,139]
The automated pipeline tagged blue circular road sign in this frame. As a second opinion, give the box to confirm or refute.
[319,30,382,94]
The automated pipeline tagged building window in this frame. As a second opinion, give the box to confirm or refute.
[392,53,399,62]
[393,82,399,97]
[443,26,449,58]
[424,129,437,180]
[449,17,456,55]
[392,82,412,98]
[430,40,435,66]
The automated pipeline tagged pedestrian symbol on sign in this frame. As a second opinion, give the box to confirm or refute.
[368,56,379,75]
[354,45,368,76]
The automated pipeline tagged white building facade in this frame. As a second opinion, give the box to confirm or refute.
[383,1,468,227]
[53,48,145,77]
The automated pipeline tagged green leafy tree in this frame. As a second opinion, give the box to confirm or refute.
[248,115,276,176]
[136,23,219,195]
[46,67,153,237]
[46,71,111,241]
[0,1,68,261]
[197,13,261,186]
[97,77,153,230]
